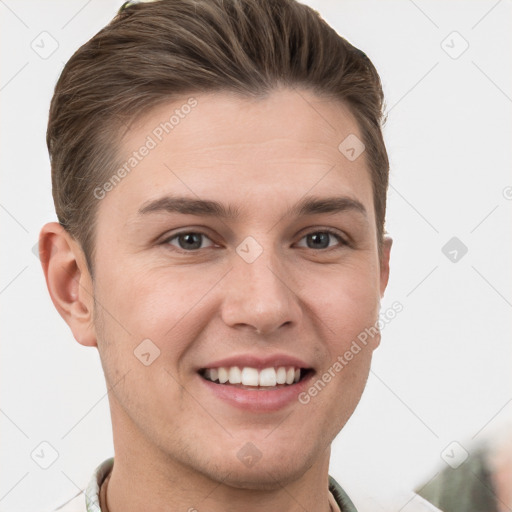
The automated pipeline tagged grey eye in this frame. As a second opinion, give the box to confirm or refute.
[166,232,214,251]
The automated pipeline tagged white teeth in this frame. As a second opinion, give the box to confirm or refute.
[241,367,259,386]
[218,367,229,384]
[228,366,241,384]
[203,365,305,387]
[276,366,287,385]
[259,367,277,387]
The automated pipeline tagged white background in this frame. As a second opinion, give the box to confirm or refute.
[1,1,511,511]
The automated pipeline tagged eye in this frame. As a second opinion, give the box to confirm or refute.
[295,229,347,250]
[163,231,216,251]
[161,228,348,253]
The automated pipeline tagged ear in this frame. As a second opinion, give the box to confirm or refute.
[379,235,392,298]
[39,222,97,347]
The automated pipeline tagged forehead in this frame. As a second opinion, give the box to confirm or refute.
[100,87,375,223]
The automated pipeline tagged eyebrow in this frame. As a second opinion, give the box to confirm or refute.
[137,194,367,220]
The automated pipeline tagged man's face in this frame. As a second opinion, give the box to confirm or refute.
[90,88,390,488]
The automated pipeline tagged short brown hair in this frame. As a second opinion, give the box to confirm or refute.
[47,0,389,275]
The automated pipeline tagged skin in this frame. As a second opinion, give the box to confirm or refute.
[40,87,392,512]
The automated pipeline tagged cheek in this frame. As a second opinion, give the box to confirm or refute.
[92,269,193,434]
[93,261,220,370]
[303,260,381,343]
[300,267,379,424]
[95,260,194,330]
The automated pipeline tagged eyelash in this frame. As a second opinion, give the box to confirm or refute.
[161,229,349,253]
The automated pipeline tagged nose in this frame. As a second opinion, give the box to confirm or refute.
[220,245,302,336]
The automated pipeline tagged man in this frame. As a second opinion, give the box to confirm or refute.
[39,0,439,510]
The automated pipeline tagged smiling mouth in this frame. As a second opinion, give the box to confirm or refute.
[199,366,313,389]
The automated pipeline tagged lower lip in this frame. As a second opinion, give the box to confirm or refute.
[198,372,315,412]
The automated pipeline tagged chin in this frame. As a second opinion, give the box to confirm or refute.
[195,443,318,491]
[215,463,314,491]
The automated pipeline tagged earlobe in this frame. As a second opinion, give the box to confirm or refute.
[39,222,97,347]
[379,235,392,298]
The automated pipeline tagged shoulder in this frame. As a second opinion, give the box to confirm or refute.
[48,458,114,512]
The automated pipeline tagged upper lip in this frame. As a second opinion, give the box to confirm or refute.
[198,353,313,371]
